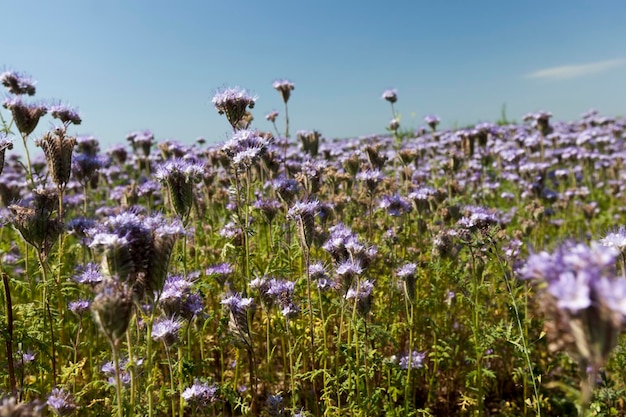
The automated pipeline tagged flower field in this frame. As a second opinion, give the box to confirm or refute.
[1,70,626,416]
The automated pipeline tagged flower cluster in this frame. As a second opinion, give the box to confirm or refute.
[88,210,184,300]
[212,86,256,130]
[519,241,625,374]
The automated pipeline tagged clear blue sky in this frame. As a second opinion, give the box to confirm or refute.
[2,0,626,151]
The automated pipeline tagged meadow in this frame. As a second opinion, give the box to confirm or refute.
[0,71,625,416]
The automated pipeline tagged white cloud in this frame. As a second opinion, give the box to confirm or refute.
[526,58,625,80]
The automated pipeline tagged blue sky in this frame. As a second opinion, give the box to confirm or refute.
[2,0,626,152]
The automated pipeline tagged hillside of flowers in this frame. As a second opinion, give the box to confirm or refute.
[1,69,626,417]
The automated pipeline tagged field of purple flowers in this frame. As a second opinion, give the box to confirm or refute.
[0,69,626,417]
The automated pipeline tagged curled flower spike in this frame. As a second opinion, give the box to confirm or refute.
[155,158,203,221]
[221,293,254,350]
[49,104,81,125]
[3,97,47,136]
[272,79,295,103]
[36,126,76,190]
[381,88,397,103]
[212,86,256,130]
[0,70,36,96]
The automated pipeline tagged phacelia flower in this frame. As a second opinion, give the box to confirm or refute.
[379,193,412,217]
[273,79,295,103]
[1,70,36,96]
[3,96,47,136]
[49,104,81,125]
[182,380,219,408]
[519,240,625,382]
[152,316,183,347]
[47,388,77,416]
[212,86,256,130]
[381,89,397,103]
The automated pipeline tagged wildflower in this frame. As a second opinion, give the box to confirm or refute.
[600,226,626,253]
[397,262,418,302]
[273,79,295,103]
[182,380,219,408]
[9,188,63,259]
[288,199,320,248]
[2,96,47,136]
[159,273,204,319]
[345,279,375,316]
[72,153,107,188]
[49,104,81,125]
[155,158,203,220]
[212,86,256,130]
[424,114,440,131]
[379,193,412,217]
[381,88,397,103]
[68,299,91,316]
[254,198,282,224]
[296,130,321,156]
[91,279,134,345]
[519,241,625,390]
[221,293,254,349]
[36,126,76,191]
[356,169,384,193]
[152,317,183,347]
[388,118,400,131]
[396,350,426,370]
[101,357,143,387]
[1,70,36,96]
[309,262,331,290]
[265,110,279,123]
[272,174,301,203]
[206,262,233,286]
[47,388,77,416]
[126,130,154,156]
[73,263,103,285]
[88,211,183,300]
[222,129,271,171]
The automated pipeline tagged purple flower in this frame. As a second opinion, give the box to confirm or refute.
[49,104,81,125]
[222,129,271,169]
[152,317,183,346]
[73,263,103,285]
[47,388,77,416]
[265,110,279,122]
[424,114,440,130]
[396,350,426,370]
[1,70,36,96]
[356,169,385,192]
[273,79,295,103]
[182,380,218,408]
[379,194,412,217]
[381,88,397,103]
[2,96,47,136]
[68,299,91,316]
[600,226,626,252]
[212,86,256,129]
[206,262,233,283]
